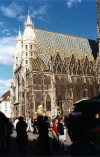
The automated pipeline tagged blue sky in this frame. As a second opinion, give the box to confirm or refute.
[0,0,97,96]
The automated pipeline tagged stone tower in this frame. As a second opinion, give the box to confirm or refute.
[13,11,36,73]
[97,0,100,56]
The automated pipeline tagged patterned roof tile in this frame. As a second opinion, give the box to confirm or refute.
[34,29,98,56]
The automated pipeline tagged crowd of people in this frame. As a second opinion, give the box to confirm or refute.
[0,110,100,155]
[0,111,68,154]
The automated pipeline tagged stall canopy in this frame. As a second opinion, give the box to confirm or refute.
[73,95,100,114]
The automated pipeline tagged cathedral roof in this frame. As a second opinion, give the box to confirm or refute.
[34,29,98,58]
[30,57,48,71]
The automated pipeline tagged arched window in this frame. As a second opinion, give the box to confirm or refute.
[26,52,28,56]
[25,45,27,50]
[30,45,32,49]
[31,52,32,56]
[26,60,28,64]
[35,94,42,111]
[46,95,51,111]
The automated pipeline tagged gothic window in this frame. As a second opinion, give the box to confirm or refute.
[46,95,51,111]
[44,75,48,85]
[30,45,32,50]
[25,45,28,50]
[33,75,37,84]
[17,76,20,101]
[31,52,32,56]
[35,101,41,111]
[26,60,28,64]
[47,76,51,85]
[63,66,66,73]
[57,65,62,73]
[37,75,43,85]
[33,74,43,85]
[73,67,76,75]
[83,90,87,98]
[87,67,90,76]
[44,76,51,85]
[35,94,42,111]
[57,96,62,110]
[26,52,28,56]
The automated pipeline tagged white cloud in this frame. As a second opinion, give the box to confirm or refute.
[0,79,12,88]
[18,15,26,21]
[0,37,16,64]
[0,2,48,22]
[67,0,82,8]
[0,2,24,18]
[0,21,12,36]
[31,5,48,21]
[0,79,12,96]
[0,21,4,27]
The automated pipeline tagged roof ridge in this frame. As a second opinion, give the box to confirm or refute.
[35,28,96,41]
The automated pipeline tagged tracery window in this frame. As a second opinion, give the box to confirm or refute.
[46,95,51,111]
[35,94,42,111]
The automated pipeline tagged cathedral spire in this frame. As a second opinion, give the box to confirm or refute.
[16,27,22,41]
[24,10,34,28]
[23,10,35,40]
[18,27,21,39]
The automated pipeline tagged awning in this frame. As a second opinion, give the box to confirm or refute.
[14,101,20,105]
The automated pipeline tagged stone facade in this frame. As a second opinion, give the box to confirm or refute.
[11,10,100,118]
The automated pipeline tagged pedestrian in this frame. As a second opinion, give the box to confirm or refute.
[32,118,38,134]
[52,118,59,148]
[27,117,33,132]
[57,117,65,150]
[13,118,19,130]
[6,118,13,149]
[0,112,7,149]
[16,116,28,147]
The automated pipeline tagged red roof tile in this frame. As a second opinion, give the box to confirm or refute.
[1,90,10,101]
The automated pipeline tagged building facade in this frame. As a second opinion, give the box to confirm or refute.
[0,91,13,118]
[11,8,100,118]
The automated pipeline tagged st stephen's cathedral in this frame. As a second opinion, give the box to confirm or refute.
[11,0,100,118]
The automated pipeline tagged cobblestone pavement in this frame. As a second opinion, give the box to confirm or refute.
[0,129,72,157]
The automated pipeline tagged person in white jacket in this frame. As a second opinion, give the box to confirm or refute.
[13,118,19,130]
[27,118,33,132]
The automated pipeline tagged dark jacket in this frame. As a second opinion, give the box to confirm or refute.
[57,123,64,135]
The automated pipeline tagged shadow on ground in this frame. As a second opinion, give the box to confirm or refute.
[0,132,71,157]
